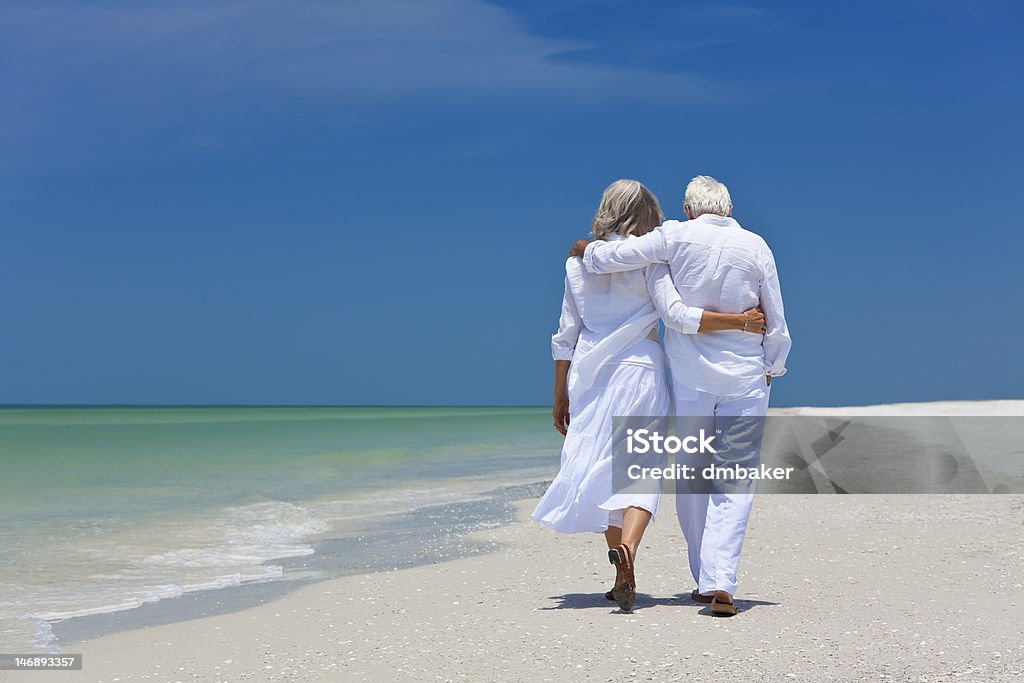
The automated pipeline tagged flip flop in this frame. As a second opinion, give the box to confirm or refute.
[608,544,637,612]
[690,590,713,604]
[710,594,738,616]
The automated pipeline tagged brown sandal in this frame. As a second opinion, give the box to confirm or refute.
[710,593,738,616]
[690,590,713,604]
[606,548,625,601]
[608,544,636,612]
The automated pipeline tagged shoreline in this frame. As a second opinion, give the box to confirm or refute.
[45,481,550,649]
[11,493,1024,681]
[0,403,562,656]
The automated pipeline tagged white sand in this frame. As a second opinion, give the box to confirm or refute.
[12,401,1024,682]
[774,399,1024,417]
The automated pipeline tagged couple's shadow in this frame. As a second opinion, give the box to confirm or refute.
[540,592,779,615]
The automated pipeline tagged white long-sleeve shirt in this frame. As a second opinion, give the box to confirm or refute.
[551,235,706,396]
[582,214,791,397]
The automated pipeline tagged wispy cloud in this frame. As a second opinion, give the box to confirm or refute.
[0,0,731,174]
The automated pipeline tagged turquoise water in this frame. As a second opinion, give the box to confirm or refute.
[0,407,561,651]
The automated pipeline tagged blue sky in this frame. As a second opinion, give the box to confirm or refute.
[2,0,1022,407]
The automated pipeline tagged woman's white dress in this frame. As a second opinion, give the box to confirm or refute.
[532,237,702,534]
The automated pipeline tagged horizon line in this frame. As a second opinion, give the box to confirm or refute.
[0,403,551,409]
[1,397,1020,410]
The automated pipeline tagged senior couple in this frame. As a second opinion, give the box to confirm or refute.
[532,176,791,616]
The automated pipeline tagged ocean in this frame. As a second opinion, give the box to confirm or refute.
[0,406,561,652]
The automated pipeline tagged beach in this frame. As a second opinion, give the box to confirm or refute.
[10,494,1024,682]
[3,402,1024,681]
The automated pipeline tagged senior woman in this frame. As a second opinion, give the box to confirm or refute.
[531,179,765,612]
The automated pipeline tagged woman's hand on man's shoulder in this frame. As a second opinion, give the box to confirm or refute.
[569,239,590,258]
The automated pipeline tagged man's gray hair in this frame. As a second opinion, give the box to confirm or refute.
[684,175,732,218]
[592,179,664,240]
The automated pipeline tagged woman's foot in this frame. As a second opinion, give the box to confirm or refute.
[608,545,637,612]
[602,544,626,602]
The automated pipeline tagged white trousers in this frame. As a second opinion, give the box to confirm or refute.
[673,380,770,596]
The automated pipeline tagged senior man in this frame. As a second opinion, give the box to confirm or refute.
[570,175,791,616]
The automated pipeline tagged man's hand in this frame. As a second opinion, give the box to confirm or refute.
[741,307,766,334]
[569,239,590,258]
[553,394,570,436]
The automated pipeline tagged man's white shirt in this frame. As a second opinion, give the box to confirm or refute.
[582,214,791,397]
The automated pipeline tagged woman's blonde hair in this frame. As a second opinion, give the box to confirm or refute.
[592,179,664,240]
